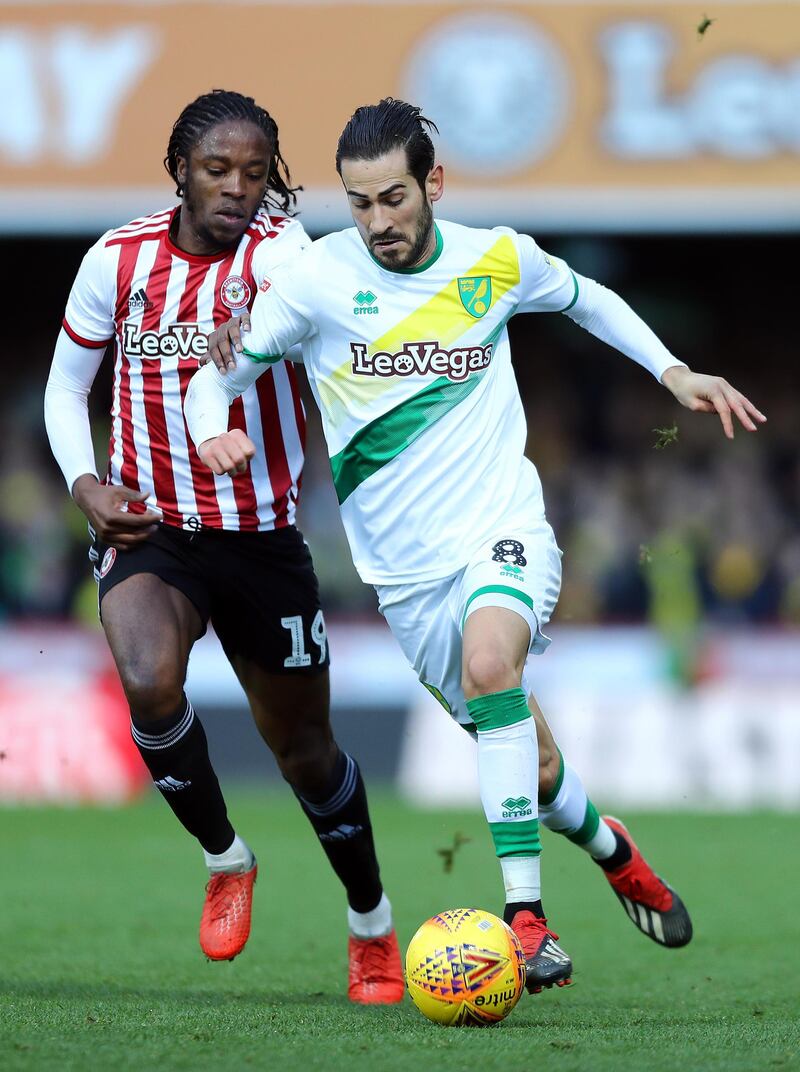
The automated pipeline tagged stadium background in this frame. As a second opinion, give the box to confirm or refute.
[2,3,799,1068]
[2,0,797,809]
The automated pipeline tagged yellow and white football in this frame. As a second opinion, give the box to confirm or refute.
[405,908,526,1026]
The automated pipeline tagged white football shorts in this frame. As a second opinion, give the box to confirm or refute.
[375,523,562,726]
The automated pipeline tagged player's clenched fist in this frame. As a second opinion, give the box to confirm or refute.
[198,428,256,476]
[202,312,250,374]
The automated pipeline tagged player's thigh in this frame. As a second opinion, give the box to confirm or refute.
[101,574,205,701]
[377,575,468,725]
[456,524,562,699]
[458,527,561,658]
[208,527,330,676]
[94,528,209,701]
[210,529,335,788]
[208,526,331,760]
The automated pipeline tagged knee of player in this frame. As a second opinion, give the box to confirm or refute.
[462,649,521,700]
[118,660,185,721]
[275,731,337,795]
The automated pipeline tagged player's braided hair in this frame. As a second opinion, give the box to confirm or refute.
[164,89,300,215]
[335,98,439,191]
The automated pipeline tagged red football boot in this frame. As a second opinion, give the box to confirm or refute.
[348,929,405,1004]
[508,911,572,994]
[199,862,257,961]
[602,817,692,948]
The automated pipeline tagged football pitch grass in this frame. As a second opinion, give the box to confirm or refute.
[1,792,798,1072]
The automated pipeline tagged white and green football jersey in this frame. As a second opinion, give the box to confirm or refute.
[241,221,580,583]
[192,219,679,585]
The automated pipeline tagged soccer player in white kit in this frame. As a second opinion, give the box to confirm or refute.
[185,99,766,992]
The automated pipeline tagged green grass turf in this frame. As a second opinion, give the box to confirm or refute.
[1,792,798,1072]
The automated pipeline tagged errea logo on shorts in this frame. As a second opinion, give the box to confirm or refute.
[500,563,525,583]
[350,340,493,382]
[122,321,207,360]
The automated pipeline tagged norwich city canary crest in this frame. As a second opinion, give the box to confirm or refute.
[457,276,492,318]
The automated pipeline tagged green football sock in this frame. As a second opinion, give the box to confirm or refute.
[466,688,541,860]
[539,750,616,859]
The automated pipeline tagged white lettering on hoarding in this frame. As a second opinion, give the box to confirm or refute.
[0,26,159,165]
[0,31,45,163]
[601,22,800,159]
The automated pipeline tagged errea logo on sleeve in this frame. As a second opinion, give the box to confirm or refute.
[353,290,379,314]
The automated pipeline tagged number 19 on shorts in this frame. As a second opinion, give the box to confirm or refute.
[281,610,327,668]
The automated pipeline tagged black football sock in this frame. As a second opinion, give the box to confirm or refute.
[504,899,545,924]
[596,830,633,872]
[296,751,383,913]
[130,696,234,855]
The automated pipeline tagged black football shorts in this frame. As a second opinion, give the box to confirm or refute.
[90,522,329,675]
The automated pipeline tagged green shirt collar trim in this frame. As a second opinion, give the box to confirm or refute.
[368,223,443,275]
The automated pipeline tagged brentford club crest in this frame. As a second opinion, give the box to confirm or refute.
[100,547,117,578]
[220,275,251,310]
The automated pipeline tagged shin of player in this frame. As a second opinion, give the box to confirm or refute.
[462,606,572,993]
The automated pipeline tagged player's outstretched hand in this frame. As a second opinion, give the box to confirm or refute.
[72,475,161,549]
[197,429,256,477]
[202,312,250,374]
[661,365,767,440]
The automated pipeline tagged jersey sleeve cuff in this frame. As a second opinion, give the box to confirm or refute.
[62,318,113,349]
[556,271,579,313]
[242,346,283,365]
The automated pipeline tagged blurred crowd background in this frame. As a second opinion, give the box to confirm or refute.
[3,1,797,640]
[3,236,796,636]
[1,0,798,806]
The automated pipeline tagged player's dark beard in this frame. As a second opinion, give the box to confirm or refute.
[404,200,435,269]
[372,200,434,270]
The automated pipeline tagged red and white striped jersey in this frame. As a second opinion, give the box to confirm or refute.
[62,206,309,532]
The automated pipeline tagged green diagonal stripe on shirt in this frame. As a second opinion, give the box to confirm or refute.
[330,373,484,504]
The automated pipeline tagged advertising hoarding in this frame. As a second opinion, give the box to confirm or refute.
[1,1,798,232]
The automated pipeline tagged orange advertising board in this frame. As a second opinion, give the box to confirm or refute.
[0,1,798,231]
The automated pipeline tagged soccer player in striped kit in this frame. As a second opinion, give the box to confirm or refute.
[190,99,766,993]
[44,90,403,1003]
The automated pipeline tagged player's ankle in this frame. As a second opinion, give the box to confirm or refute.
[596,830,633,872]
[204,833,254,874]
[348,892,393,938]
[503,899,545,924]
